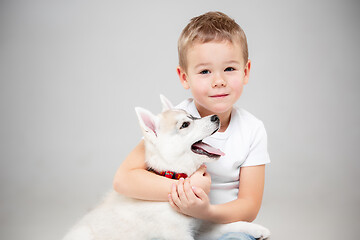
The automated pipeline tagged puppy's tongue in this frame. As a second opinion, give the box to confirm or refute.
[192,142,225,156]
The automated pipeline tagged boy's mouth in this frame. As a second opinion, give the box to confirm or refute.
[210,94,229,98]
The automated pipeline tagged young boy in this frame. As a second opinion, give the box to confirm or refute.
[113,11,270,240]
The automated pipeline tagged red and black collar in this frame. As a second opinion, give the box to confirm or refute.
[151,169,188,180]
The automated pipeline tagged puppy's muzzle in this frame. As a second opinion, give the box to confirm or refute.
[210,115,220,134]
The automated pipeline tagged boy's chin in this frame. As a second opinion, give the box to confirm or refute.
[208,105,234,115]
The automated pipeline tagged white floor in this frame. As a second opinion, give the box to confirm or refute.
[1,185,358,240]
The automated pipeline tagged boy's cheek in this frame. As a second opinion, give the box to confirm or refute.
[191,79,208,91]
[191,87,208,98]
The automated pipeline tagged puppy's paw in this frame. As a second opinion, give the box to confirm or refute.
[251,224,270,239]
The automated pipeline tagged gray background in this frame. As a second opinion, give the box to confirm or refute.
[1,0,359,239]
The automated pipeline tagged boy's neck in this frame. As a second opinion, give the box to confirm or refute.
[217,111,232,132]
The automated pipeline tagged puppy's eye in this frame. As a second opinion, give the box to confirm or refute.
[180,121,190,129]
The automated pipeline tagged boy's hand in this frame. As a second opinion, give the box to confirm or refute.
[188,165,211,194]
[168,177,214,220]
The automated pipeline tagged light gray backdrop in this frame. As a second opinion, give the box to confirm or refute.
[1,0,359,239]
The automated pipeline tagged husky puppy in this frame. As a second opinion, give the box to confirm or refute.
[63,95,270,240]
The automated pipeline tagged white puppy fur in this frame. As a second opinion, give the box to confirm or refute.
[63,95,270,240]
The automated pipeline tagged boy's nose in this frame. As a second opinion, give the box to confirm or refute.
[212,74,226,87]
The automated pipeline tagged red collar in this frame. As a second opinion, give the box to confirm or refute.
[152,170,188,180]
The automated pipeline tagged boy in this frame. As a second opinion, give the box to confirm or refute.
[113,11,270,240]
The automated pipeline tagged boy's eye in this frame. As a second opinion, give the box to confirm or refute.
[180,121,190,129]
[224,67,235,72]
[199,70,210,74]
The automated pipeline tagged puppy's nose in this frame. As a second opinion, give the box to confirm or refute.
[211,115,219,123]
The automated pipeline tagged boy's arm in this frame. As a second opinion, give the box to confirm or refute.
[113,140,175,201]
[169,165,265,223]
[210,165,265,223]
[113,140,211,201]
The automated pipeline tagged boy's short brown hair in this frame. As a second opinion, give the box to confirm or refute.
[178,11,248,71]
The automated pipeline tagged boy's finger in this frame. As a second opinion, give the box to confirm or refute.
[197,164,207,174]
[177,178,188,203]
[184,178,196,201]
[171,183,181,206]
[168,194,180,212]
[192,186,207,200]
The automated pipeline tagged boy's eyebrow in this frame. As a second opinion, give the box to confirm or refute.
[194,63,211,69]
[224,60,242,65]
[194,60,241,69]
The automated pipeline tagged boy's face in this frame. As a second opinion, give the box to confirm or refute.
[177,40,250,116]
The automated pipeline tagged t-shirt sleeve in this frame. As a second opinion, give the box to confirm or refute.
[241,121,271,167]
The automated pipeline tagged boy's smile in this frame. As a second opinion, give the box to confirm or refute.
[177,40,251,128]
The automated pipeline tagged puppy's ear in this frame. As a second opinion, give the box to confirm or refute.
[160,94,174,112]
[135,107,159,139]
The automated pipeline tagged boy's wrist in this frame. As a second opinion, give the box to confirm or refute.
[206,204,219,222]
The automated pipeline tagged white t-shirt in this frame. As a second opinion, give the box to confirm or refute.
[176,98,270,205]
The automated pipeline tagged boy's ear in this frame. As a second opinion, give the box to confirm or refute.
[177,66,190,89]
[243,60,251,85]
[160,94,173,112]
[135,107,159,139]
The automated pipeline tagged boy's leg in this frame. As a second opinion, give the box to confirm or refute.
[218,232,256,240]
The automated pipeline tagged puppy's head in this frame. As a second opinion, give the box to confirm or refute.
[135,95,224,175]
